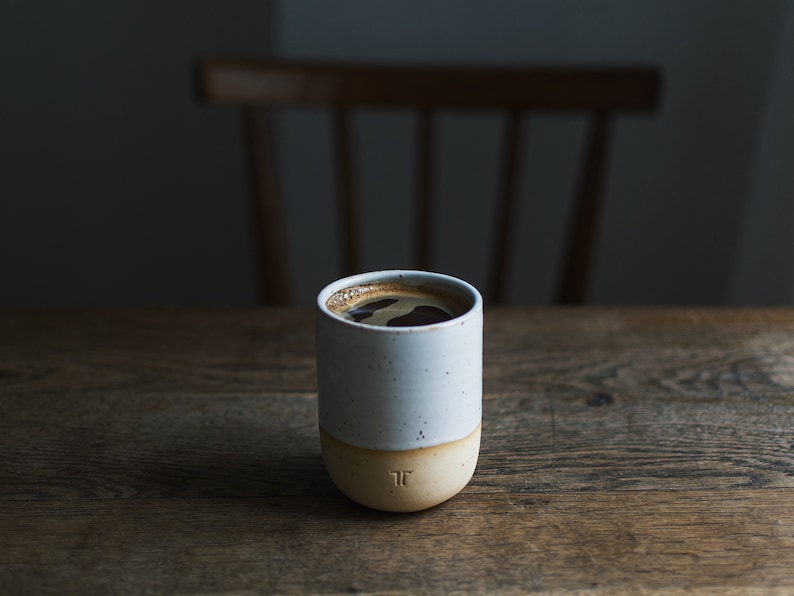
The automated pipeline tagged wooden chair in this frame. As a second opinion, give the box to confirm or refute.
[196,59,660,305]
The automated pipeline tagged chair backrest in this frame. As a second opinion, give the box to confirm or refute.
[197,58,660,305]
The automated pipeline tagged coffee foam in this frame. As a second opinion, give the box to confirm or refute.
[325,281,471,319]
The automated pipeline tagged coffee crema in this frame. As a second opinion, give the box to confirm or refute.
[326,281,470,327]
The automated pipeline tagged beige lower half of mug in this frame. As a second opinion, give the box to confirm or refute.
[319,423,481,512]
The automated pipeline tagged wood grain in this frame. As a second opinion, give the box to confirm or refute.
[2,307,794,593]
[1,492,792,594]
[2,390,792,501]
[4,307,793,398]
[0,308,317,396]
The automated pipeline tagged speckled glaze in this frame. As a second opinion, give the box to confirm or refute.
[316,270,483,512]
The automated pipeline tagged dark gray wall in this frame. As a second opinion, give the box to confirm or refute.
[730,0,794,304]
[0,1,275,304]
[275,0,789,304]
[2,1,791,305]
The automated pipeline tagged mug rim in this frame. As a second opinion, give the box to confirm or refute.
[316,269,483,332]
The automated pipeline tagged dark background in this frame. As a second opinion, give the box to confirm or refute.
[2,1,793,305]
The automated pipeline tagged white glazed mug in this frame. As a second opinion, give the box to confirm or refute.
[316,270,483,512]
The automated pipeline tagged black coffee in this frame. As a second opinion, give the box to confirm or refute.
[326,281,469,327]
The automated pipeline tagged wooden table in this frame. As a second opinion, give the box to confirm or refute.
[1,307,793,594]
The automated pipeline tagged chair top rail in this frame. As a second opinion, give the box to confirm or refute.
[199,58,661,111]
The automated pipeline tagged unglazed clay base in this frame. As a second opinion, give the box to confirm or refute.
[320,423,481,512]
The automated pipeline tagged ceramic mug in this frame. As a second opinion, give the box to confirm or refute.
[316,270,483,512]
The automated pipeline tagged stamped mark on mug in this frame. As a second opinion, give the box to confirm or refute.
[390,470,413,486]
